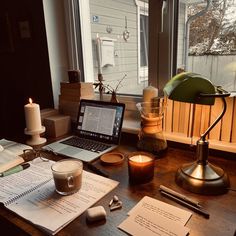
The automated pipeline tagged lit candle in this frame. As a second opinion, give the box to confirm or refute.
[128,152,155,183]
[24,98,42,131]
[143,85,158,103]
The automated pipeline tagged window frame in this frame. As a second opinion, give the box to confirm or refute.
[136,0,149,83]
[65,0,177,96]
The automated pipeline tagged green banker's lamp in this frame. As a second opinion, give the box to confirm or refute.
[163,72,230,195]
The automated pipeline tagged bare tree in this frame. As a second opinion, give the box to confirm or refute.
[188,0,236,55]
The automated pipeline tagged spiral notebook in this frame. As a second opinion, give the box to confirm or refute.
[0,157,118,235]
[0,157,53,206]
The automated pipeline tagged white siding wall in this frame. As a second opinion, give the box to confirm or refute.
[89,0,146,95]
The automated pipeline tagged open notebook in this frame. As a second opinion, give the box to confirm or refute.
[43,99,125,162]
[0,157,118,235]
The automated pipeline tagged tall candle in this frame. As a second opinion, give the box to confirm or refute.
[143,85,158,103]
[24,98,42,131]
[128,152,155,183]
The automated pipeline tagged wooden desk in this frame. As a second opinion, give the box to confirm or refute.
[0,138,236,236]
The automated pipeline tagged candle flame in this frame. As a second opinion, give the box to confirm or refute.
[29,98,33,104]
[139,155,142,162]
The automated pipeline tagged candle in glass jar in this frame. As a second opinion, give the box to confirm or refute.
[128,152,155,183]
[24,98,42,131]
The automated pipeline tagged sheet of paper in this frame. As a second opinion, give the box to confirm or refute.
[7,170,119,235]
[0,158,53,204]
[128,196,192,225]
[119,207,190,236]
[0,139,32,155]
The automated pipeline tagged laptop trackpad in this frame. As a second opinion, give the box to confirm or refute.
[59,147,82,156]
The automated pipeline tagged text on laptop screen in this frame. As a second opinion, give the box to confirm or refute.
[77,100,124,144]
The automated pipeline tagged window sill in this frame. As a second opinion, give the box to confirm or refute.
[122,118,236,154]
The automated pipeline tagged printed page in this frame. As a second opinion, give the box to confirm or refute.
[119,207,190,236]
[128,196,192,225]
[0,158,54,204]
[0,139,32,155]
[6,170,119,235]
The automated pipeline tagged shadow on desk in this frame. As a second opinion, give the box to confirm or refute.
[0,215,30,236]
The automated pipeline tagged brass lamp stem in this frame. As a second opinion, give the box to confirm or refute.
[201,96,227,141]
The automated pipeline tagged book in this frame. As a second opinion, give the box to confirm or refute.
[221,97,234,142]
[0,149,24,173]
[60,82,94,90]
[60,82,95,98]
[0,157,119,235]
[173,101,180,133]
[192,104,202,137]
[164,99,173,133]
[232,97,236,142]
[209,98,222,140]
[0,139,31,173]
[0,139,32,155]
[200,105,210,139]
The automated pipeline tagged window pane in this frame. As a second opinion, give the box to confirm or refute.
[87,0,149,95]
[177,0,236,92]
[140,14,148,67]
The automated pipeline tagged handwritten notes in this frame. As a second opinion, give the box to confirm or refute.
[118,196,192,236]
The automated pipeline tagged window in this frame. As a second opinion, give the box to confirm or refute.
[65,0,175,97]
[177,0,236,92]
[63,0,175,100]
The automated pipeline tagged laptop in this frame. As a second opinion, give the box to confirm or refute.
[43,99,125,162]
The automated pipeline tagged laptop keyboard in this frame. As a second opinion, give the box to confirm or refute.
[60,137,112,153]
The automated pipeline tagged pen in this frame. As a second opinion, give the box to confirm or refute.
[0,163,30,177]
[159,185,201,208]
[87,163,109,178]
[160,190,210,219]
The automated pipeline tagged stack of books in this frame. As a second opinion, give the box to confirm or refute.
[59,82,95,121]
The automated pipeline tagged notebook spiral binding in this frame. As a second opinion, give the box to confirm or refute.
[4,178,52,206]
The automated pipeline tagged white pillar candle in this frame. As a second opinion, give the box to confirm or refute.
[24,98,42,131]
[143,85,158,103]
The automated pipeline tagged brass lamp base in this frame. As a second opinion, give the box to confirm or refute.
[176,138,230,195]
[175,160,230,195]
[175,140,230,195]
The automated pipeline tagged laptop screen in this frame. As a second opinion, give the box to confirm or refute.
[76,99,125,144]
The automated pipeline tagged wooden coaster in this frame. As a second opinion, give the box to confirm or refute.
[100,152,125,165]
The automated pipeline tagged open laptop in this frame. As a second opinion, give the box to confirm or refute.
[43,99,125,162]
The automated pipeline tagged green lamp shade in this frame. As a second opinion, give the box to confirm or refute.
[163,72,216,105]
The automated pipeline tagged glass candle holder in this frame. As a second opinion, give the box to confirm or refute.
[128,152,155,184]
